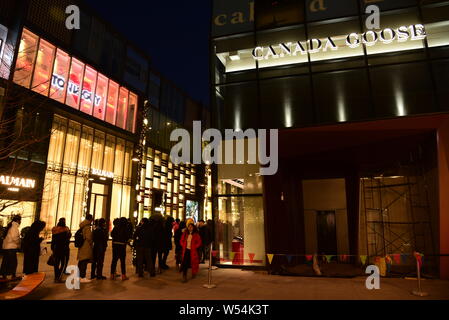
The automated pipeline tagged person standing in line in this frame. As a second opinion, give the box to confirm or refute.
[197,220,208,264]
[134,218,153,277]
[22,220,46,275]
[161,215,174,270]
[51,218,71,283]
[0,215,22,280]
[77,214,94,283]
[148,213,164,274]
[179,220,202,283]
[91,218,108,280]
[173,220,186,271]
[110,217,131,281]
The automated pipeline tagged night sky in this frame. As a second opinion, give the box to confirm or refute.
[85,0,212,106]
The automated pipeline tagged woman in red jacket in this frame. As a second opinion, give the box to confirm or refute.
[180,220,202,282]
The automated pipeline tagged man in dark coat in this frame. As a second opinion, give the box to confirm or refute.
[51,218,71,283]
[161,216,174,269]
[134,218,153,277]
[148,213,164,274]
[91,218,108,280]
[22,220,46,275]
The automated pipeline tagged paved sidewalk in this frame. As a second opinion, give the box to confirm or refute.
[5,244,449,300]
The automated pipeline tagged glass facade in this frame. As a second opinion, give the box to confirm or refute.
[13,28,138,133]
[41,115,134,234]
[212,0,449,131]
[216,162,265,266]
[137,148,198,221]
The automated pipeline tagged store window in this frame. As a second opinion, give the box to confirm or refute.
[62,121,81,175]
[31,39,55,95]
[66,58,85,110]
[116,87,129,130]
[103,135,116,173]
[91,131,105,171]
[114,138,125,183]
[80,66,97,115]
[106,80,119,125]
[13,28,38,88]
[127,93,138,133]
[77,126,93,176]
[93,74,108,120]
[50,49,70,103]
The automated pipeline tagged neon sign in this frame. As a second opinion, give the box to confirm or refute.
[251,24,426,61]
[52,74,102,106]
[0,176,36,189]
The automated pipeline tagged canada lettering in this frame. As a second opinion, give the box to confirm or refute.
[252,24,426,60]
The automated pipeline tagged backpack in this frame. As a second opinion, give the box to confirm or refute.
[74,227,84,248]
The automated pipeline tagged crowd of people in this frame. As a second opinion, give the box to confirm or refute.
[0,213,214,286]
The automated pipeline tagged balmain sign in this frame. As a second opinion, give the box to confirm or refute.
[252,24,426,61]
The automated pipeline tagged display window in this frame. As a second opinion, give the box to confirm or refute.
[66,58,85,109]
[93,74,108,120]
[127,93,138,133]
[117,87,129,129]
[106,80,119,125]
[13,29,39,88]
[31,39,55,95]
[79,66,97,115]
[50,49,70,103]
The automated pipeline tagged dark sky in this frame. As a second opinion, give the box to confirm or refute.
[85,0,212,106]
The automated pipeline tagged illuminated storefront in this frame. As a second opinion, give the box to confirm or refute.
[39,115,134,235]
[13,28,138,133]
[211,0,449,274]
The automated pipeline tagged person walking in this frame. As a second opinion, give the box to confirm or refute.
[174,220,186,271]
[180,219,202,283]
[22,220,46,275]
[77,214,94,283]
[0,215,22,280]
[51,218,71,283]
[161,216,174,270]
[110,217,132,281]
[91,218,108,280]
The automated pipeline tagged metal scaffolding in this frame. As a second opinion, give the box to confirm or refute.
[361,164,436,273]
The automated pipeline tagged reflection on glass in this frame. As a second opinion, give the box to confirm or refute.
[13,29,39,88]
[31,39,55,95]
[50,49,70,103]
[80,66,97,115]
[106,80,119,125]
[66,58,85,109]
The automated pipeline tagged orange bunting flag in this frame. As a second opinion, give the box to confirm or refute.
[306,255,313,262]
[267,254,274,265]
[360,255,367,265]
[248,253,255,263]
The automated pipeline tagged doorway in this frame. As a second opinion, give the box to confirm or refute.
[87,180,111,221]
[316,210,337,255]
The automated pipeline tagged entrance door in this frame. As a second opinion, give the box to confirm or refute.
[316,210,337,255]
[87,182,111,221]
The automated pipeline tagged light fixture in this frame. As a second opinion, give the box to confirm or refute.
[143,118,149,126]
[100,177,106,181]
[229,51,240,61]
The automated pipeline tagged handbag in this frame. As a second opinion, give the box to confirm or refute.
[47,254,55,266]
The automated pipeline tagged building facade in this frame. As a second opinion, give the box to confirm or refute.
[210,0,449,279]
[0,0,209,236]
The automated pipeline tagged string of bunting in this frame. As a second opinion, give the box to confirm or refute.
[209,251,425,268]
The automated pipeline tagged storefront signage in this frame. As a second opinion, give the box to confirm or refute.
[0,175,36,189]
[52,74,102,106]
[90,168,114,179]
[251,24,426,61]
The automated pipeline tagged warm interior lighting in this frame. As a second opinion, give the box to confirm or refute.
[229,51,241,61]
